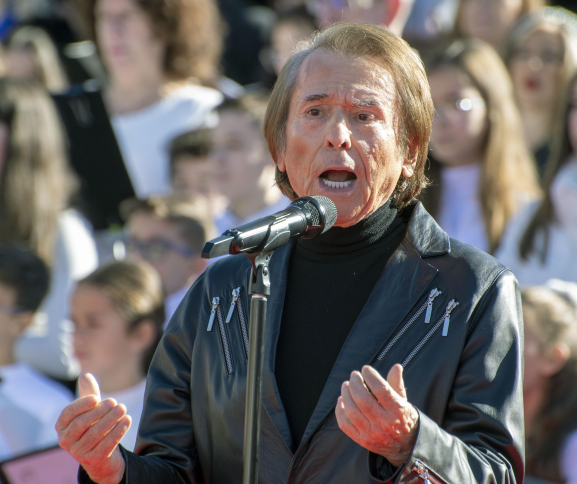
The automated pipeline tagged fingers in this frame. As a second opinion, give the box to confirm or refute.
[361,365,404,409]
[78,373,101,402]
[386,364,407,400]
[60,399,119,449]
[335,396,361,440]
[89,415,132,460]
[56,395,101,433]
[340,379,372,431]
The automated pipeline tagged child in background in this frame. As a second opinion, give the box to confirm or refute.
[70,260,165,451]
[0,244,73,462]
[521,280,577,483]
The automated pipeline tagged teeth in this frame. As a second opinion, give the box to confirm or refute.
[321,178,352,189]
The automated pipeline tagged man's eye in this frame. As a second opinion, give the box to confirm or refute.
[307,109,321,116]
[358,113,372,121]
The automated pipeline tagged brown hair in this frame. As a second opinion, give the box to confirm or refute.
[522,284,577,482]
[169,128,214,162]
[79,260,165,375]
[423,39,541,253]
[83,0,223,84]
[6,26,69,92]
[120,194,215,252]
[519,70,577,261]
[263,21,434,208]
[0,78,74,266]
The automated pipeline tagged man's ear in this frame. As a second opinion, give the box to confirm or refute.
[11,311,35,338]
[276,154,286,173]
[401,138,419,178]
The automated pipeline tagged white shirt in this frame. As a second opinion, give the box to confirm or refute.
[112,84,223,198]
[15,209,98,380]
[164,285,190,330]
[437,163,488,252]
[0,363,73,462]
[101,379,147,452]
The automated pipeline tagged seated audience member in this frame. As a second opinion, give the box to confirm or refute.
[121,196,214,327]
[521,280,577,484]
[213,95,290,236]
[168,129,227,217]
[423,39,541,254]
[70,260,164,451]
[4,25,69,92]
[507,7,577,176]
[454,0,544,57]
[496,72,577,284]
[0,245,73,462]
[0,78,98,381]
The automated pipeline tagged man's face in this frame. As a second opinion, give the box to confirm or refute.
[277,50,414,227]
[126,213,201,296]
[171,155,215,198]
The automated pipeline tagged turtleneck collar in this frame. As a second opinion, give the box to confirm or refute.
[297,199,398,254]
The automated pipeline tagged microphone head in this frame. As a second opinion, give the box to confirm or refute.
[311,196,337,234]
[291,195,337,238]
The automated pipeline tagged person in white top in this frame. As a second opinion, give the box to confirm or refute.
[70,260,165,451]
[521,280,577,484]
[121,196,215,329]
[496,73,577,285]
[88,0,224,198]
[0,245,73,462]
[424,39,540,254]
[212,95,291,237]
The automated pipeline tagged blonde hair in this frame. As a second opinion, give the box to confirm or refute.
[0,78,74,265]
[263,22,434,209]
[425,39,541,253]
[7,26,69,92]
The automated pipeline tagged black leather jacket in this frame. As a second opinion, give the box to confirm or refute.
[84,202,524,483]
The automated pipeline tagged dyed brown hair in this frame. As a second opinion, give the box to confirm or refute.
[263,22,434,209]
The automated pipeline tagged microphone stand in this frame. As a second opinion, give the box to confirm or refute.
[242,249,273,484]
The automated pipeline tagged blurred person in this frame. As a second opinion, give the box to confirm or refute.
[0,78,98,381]
[79,0,224,199]
[71,260,165,451]
[496,71,577,285]
[454,0,544,57]
[521,281,577,484]
[168,128,227,217]
[213,94,289,236]
[0,244,73,462]
[268,6,317,75]
[403,0,459,51]
[423,39,541,254]
[4,25,69,92]
[121,195,214,327]
[507,7,577,176]
[306,0,415,36]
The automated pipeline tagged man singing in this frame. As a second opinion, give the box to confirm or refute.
[57,22,524,483]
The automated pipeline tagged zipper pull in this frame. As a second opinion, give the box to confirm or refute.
[207,297,220,331]
[412,460,430,483]
[442,299,459,336]
[424,288,442,323]
[226,287,240,323]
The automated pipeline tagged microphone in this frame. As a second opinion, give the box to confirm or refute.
[201,196,337,259]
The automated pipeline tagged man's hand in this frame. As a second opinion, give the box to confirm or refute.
[335,364,419,467]
[56,373,131,484]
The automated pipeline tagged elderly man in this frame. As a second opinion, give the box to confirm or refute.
[57,23,524,484]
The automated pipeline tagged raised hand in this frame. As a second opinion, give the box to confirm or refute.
[56,373,130,484]
[335,364,419,467]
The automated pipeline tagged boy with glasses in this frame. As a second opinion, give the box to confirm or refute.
[120,196,215,328]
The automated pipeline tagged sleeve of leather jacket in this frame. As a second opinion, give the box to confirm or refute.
[370,269,525,483]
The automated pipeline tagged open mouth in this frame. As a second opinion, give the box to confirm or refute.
[319,170,357,189]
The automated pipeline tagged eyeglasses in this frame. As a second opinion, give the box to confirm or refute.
[125,238,198,261]
[511,48,564,67]
[434,97,485,118]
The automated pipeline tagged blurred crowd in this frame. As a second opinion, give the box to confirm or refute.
[0,0,576,482]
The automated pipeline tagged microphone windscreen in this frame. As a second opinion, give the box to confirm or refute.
[310,196,337,233]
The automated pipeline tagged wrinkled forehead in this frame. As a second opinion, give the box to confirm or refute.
[291,50,398,109]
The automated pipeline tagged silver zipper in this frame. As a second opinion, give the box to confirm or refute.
[424,288,442,323]
[225,287,240,323]
[442,299,459,336]
[216,302,234,374]
[236,290,249,356]
[412,460,430,483]
[207,297,220,331]
[402,299,458,367]
[377,288,441,361]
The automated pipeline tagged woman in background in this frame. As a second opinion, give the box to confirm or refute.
[0,78,98,381]
[521,281,577,483]
[496,72,577,284]
[4,25,69,92]
[71,260,165,451]
[423,39,541,254]
[507,7,577,176]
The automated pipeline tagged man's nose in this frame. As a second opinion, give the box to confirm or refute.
[325,116,352,150]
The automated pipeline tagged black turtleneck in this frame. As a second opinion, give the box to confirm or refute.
[274,200,408,450]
